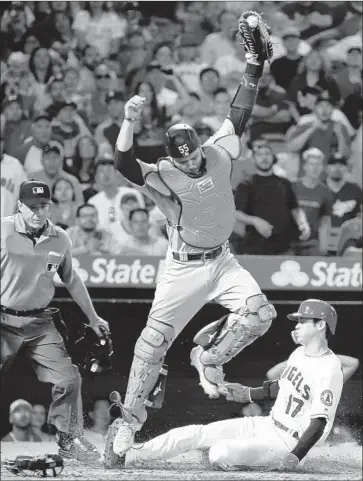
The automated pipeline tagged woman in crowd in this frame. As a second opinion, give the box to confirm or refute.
[71,135,98,198]
[49,177,79,230]
[28,47,55,103]
[31,404,56,442]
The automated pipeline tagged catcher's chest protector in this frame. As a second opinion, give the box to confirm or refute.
[158,145,235,248]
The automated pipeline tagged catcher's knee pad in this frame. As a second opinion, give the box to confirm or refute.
[194,294,276,366]
[134,318,174,364]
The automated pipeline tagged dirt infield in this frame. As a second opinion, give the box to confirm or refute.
[1,441,362,481]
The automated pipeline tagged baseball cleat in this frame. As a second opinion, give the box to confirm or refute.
[125,443,145,468]
[104,418,126,469]
[58,432,101,463]
[190,346,224,399]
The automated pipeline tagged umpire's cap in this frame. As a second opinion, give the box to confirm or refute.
[19,180,52,206]
[165,124,201,159]
[287,299,337,334]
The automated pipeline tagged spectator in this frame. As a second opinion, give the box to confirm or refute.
[143,194,167,239]
[95,90,125,153]
[84,399,111,446]
[71,135,98,195]
[175,1,209,42]
[30,140,84,206]
[234,143,310,255]
[132,81,169,163]
[15,112,52,174]
[66,203,113,255]
[1,399,42,442]
[192,121,214,145]
[1,3,30,54]
[325,155,362,255]
[202,87,231,132]
[22,31,41,56]
[348,123,362,188]
[2,96,32,158]
[113,208,169,256]
[342,90,363,131]
[62,66,86,108]
[122,30,150,94]
[287,49,341,117]
[173,34,208,94]
[72,1,127,58]
[87,63,116,129]
[1,113,27,217]
[200,9,238,67]
[199,67,222,116]
[78,44,101,95]
[270,27,304,92]
[336,215,362,258]
[28,47,55,104]
[334,46,362,102]
[153,42,174,69]
[51,100,91,158]
[109,193,142,244]
[292,148,333,255]
[50,11,78,61]
[175,92,204,127]
[249,65,293,141]
[35,73,65,113]
[31,404,56,442]
[287,91,351,168]
[49,177,78,229]
[87,159,144,232]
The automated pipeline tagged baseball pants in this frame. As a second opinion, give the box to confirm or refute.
[126,416,295,469]
[0,312,83,435]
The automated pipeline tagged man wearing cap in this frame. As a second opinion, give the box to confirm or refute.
[95,91,125,153]
[270,27,303,91]
[29,140,84,207]
[2,399,42,442]
[173,34,208,94]
[1,179,110,460]
[105,12,279,464]
[121,300,343,472]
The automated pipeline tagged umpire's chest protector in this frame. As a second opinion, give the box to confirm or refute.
[158,144,235,248]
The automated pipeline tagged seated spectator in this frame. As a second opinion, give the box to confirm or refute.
[70,135,98,195]
[270,27,304,92]
[86,62,117,129]
[1,399,42,442]
[287,91,351,169]
[113,208,169,256]
[62,66,87,109]
[175,93,203,127]
[287,49,341,117]
[336,214,362,258]
[78,44,101,95]
[31,404,56,442]
[109,193,142,244]
[28,47,55,104]
[198,67,222,116]
[132,81,169,163]
[30,140,84,206]
[72,1,127,59]
[292,148,333,255]
[173,34,208,94]
[94,90,124,153]
[15,112,53,174]
[249,65,293,141]
[334,46,362,102]
[200,10,238,67]
[202,87,231,132]
[35,73,65,113]
[325,155,362,255]
[1,113,27,217]
[153,42,174,70]
[66,203,113,255]
[51,100,91,158]
[49,11,79,62]
[87,159,144,232]
[49,177,78,229]
[2,96,32,158]
[234,143,310,255]
[84,399,111,446]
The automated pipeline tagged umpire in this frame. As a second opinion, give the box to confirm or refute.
[1,179,110,462]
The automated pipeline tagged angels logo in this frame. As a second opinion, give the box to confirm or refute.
[320,389,333,407]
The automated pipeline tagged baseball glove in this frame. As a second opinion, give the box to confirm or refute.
[3,454,64,477]
[237,11,274,63]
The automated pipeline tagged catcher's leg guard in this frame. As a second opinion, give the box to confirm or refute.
[192,294,276,397]
[124,318,174,424]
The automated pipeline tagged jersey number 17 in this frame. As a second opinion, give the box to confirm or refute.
[285,395,304,417]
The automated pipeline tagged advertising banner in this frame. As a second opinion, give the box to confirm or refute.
[54,255,361,291]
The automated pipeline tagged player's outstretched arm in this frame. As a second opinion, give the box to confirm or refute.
[114,95,146,186]
[222,380,279,403]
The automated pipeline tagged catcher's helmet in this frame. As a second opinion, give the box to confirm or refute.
[165,124,201,159]
[72,324,113,374]
[287,299,337,334]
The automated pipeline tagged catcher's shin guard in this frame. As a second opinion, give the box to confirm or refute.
[237,11,273,64]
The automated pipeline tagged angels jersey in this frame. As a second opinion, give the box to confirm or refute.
[271,346,343,445]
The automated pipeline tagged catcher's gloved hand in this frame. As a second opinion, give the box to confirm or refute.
[4,454,64,477]
[237,11,274,64]
[222,382,252,403]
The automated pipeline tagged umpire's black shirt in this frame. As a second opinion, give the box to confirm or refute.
[235,174,299,255]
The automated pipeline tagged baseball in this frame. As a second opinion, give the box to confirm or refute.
[247,15,258,28]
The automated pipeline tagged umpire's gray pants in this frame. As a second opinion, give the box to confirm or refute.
[1,312,83,435]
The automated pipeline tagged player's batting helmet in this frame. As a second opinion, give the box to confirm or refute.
[165,124,201,158]
[287,299,337,334]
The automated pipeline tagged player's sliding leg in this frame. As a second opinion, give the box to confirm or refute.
[191,294,276,397]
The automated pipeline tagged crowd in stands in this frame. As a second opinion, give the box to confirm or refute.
[1,1,362,257]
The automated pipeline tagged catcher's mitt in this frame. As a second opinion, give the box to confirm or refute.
[237,11,273,64]
[3,454,64,477]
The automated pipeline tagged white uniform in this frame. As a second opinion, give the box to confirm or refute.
[1,154,27,217]
[126,346,343,469]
